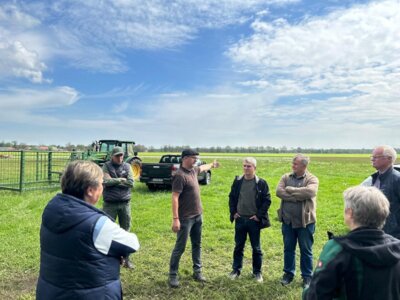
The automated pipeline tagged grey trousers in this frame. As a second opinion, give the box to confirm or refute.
[103,201,131,231]
[169,214,203,277]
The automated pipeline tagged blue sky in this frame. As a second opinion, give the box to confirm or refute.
[1,0,399,148]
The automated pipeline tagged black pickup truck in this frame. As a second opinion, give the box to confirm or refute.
[140,154,211,190]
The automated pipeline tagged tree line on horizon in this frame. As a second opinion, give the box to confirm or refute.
[0,140,388,154]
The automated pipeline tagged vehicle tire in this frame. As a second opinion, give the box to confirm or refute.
[201,172,211,185]
[128,158,142,180]
[147,184,157,191]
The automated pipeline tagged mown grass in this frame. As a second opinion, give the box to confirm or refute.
[0,154,374,299]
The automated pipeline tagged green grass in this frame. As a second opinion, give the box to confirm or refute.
[0,154,374,299]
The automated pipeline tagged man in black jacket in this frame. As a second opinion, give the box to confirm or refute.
[369,145,400,239]
[303,186,400,300]
[228,157,271,283]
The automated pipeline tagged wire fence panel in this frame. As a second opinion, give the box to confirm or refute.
[0,151,84,192]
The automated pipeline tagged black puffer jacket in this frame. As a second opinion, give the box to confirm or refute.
[371,167,400,238]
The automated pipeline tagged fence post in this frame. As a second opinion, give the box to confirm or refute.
[48,152,53,182]
[36,152,39,181]
[19,151,25,192]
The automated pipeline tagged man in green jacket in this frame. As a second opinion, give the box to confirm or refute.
[102,146,135,268]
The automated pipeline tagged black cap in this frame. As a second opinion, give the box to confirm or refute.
[181,148,199,158]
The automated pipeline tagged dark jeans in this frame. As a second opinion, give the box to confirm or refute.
[282,222,315,278]
[169,214,203,277]
[232,217,263,275]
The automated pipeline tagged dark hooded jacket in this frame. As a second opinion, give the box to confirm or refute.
[303,227,400,300]
[36,193,122,300]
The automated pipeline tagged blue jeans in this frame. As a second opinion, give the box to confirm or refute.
[282,222,315,278]
[232,217,263,274]
[169,214,202,277]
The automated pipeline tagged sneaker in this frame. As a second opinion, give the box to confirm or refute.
[193,272,207,282]
[229,270,240,280]
[123,258,134,269]
[280,273,294,286]
[168,276,179,288]
[302,277,312,289]
[254,273,263,283]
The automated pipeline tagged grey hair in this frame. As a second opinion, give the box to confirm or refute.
[293,154,310,167]
[380,145,397,164]
[243,157,257,168]
[343,186,390,229]
[61,160,103,199]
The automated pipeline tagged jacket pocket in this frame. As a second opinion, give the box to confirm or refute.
[304,211,311,224]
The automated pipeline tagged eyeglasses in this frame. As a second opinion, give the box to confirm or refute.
[243,164,254,168]
[370,155,388,160]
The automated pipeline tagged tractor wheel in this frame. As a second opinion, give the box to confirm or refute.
[128,158,142,180]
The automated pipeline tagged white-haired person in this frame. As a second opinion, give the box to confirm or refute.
[36,160,139,300]
[367,145,400,239]
[228,157,271,283]
[303,186,400,300]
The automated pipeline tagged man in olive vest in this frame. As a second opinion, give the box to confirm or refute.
[103,146,134,268]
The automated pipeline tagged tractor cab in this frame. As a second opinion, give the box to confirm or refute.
[88,139,142,179]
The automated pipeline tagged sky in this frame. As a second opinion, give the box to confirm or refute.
[0,0,399,148]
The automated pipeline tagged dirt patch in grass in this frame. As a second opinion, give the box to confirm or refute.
[0,273,37,299]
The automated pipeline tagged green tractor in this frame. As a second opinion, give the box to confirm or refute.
[87,140,142,180]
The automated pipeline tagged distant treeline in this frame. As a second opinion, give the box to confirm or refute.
[1,141,397,154]
[140,145,378,154]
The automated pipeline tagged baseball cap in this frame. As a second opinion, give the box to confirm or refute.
[112,146,124,156]
[181,148,199,158]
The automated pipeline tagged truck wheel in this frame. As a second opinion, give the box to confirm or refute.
[128,158,142,180]
[201,172,211,185]
[147,184,157,191]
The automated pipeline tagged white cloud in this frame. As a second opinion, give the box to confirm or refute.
[0,4,49,83]
[112,101,130,113]
[0,86,79,118]
[228,0,400,98]
[0,0,300,75]
[224,0,400,147]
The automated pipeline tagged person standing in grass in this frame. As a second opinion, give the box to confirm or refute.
[37,160,139,300]
[276,154,319,289]
[368,145,400,239]
[168,149,219,288]
[102,146,135,269]
[303,186,400,300]
[228,157,271,283]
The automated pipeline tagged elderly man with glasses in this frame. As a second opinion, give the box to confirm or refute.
[228,157,271,283]
[367,145,400,239]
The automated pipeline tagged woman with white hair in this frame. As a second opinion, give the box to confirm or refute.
[303,186,400,300]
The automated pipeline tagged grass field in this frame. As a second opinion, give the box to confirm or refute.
[0,153,374,299]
